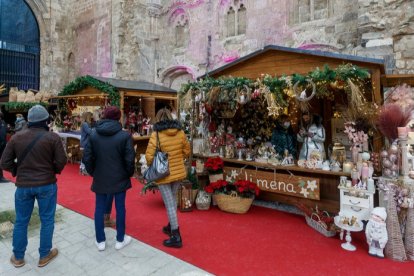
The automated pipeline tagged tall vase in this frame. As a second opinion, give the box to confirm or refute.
[351,144,360,164]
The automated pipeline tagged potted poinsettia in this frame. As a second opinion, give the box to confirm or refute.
[204,156,224,183]
[204,179,260,214]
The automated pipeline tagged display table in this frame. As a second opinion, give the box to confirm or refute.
[334,216,363,251]
[194,154,350,213]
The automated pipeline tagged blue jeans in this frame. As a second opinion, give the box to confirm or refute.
[13,183,57,260]
[95,192,126,243]
[105,194,114,214]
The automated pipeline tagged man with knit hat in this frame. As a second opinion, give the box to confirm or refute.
[1,105,67,268]
[83,106,135,251]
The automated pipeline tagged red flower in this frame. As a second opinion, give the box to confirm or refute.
[204,157,224,173]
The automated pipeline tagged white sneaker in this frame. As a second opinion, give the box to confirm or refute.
[95,241,106,251]
[115,235,131,250]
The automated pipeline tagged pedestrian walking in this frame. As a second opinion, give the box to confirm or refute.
[1,105,67,268]
[145,107,190,248]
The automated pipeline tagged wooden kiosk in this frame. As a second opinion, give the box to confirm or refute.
[190,45,386,213]
[55,75,177,159]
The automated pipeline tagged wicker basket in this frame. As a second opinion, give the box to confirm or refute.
[213,191,254,214]
[305,213,336,238]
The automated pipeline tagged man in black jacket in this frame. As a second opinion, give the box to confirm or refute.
[83,106,135,251]
[1,105,67,268]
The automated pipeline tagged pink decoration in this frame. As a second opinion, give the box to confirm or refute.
[398,127,408,138]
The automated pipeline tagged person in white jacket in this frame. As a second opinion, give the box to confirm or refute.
[297,112,326,160]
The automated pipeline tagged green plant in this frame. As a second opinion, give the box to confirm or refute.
[141,182,159,195]
[59,75,120,107]
[4,102,48,112]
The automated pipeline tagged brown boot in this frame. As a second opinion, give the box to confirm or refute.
[10,255,25,268]
[104,214,116,227]
[38,248,58,267]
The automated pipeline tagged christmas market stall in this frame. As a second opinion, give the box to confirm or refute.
[54,75,177,163]
[180,45,386,215]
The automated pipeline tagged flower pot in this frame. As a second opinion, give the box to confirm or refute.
[195,190,211,210]
[213,192,254,214]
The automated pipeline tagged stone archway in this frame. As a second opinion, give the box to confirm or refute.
[160,65,196,91]
[23,0,51,89]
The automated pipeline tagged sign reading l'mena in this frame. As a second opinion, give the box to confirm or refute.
[223,166,320,200]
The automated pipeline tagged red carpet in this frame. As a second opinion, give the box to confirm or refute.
[6,164,414,275]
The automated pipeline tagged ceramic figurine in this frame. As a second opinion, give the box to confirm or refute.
[365,207,388,258]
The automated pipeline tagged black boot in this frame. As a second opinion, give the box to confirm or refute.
[162,223,171,235]
[163,228,182,248]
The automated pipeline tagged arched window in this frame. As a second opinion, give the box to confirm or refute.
[170,10,189,49]
[0,0,40,90]
[238,4,246,35]
[226,7,236,37]
[225,1,247,37]
[289,0,332,24]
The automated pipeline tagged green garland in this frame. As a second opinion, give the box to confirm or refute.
[4,102,48,112]
[59,75,120,107]
[179,63,371,104]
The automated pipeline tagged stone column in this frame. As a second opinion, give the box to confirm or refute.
[146,1,162,83]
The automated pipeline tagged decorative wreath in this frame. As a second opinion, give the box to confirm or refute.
[293,79,316,102]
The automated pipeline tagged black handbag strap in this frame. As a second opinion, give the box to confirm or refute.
[156,131,161,152]
[16,132,47,169]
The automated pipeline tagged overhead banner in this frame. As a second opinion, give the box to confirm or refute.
[223,166,320,200]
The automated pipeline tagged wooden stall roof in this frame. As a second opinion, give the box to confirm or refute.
[92,76,176,94]
[381,74,414,87]
[202,45,386,79]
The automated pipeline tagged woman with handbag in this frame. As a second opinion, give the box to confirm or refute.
[145,107,190,248]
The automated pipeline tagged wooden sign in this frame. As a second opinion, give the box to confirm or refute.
[223,166,320,200]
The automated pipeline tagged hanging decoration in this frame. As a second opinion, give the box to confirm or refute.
[293,79,316,112]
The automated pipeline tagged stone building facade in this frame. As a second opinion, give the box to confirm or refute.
[24,0,414,93]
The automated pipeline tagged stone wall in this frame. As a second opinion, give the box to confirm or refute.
[21,0,414,93]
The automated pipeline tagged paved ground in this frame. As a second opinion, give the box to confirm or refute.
[0,182,212,276]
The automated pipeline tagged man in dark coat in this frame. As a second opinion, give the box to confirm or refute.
[0,111,9,182]
[271,114,297,158]
[1,105,67,268]
[83,106,135,251]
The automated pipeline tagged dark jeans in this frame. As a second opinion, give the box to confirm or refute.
[105,194,114,214]
[95,191,126,243]
[13,183,57,260]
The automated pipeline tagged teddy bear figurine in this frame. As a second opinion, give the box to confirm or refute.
[365,207,388,258]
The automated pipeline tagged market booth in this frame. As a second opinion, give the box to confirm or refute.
[54,75,177,162]
[182,45,386,214]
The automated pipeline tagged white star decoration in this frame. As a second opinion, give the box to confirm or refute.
[306,180,317,191]
[179,110,187,121]
[300,187,309,198]
[231,170,239,178]
[196,124,205,136]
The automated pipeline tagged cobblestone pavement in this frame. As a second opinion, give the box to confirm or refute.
[0,182,212,276]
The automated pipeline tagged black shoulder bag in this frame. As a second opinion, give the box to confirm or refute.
[12,132,47,177]
[143,131,170,183]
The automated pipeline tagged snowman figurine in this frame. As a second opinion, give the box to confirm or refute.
[365,207,388,258]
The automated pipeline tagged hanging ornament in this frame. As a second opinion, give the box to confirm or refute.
[265,93,280,118]
[236,85,251,105]
[293,79,315,113]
